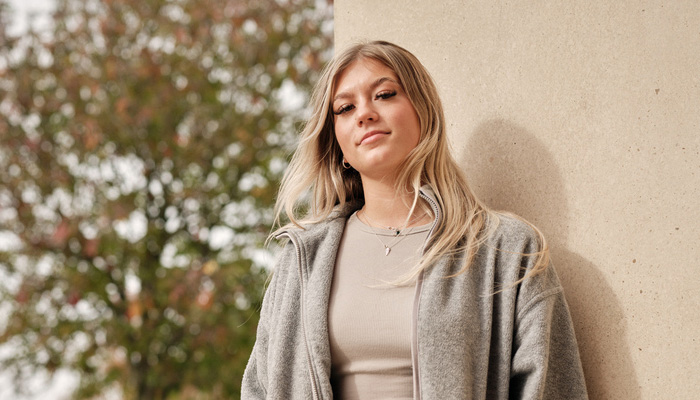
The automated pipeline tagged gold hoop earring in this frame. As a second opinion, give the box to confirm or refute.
[342,157,351,169]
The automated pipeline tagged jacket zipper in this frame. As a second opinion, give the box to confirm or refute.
[278,231,322,400]
[280,189,439,400]
[411,190,441,400]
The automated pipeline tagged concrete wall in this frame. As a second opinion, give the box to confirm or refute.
[335,1,700,399]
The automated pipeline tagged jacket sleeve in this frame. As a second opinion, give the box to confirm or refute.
[241,269,277,399]
[509,264,589,399]
[241,242,292,399]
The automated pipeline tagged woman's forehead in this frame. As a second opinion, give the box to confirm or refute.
[332,58,399,98]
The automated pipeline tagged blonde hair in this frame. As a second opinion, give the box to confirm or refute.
[273,40,548,282]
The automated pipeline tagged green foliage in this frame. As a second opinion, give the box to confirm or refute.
[0,0,332,398]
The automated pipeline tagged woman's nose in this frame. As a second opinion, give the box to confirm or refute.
[355,102,379,126]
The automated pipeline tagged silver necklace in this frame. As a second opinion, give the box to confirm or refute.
[358,209,414,256]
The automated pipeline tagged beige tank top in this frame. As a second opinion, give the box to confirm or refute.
[328,212,431,399]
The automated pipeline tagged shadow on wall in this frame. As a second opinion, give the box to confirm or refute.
[461,119,641,399]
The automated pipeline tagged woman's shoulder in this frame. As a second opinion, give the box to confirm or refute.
[274,212,347,241]
[274,200,361,237]
[482,211,544,251]
[479,211,553,283]
[269,206,353,272]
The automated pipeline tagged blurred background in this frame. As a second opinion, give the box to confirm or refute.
[0,0,333,398]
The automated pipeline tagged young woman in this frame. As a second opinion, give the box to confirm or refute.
[242,41,588,399]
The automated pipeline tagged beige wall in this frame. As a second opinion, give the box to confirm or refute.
[335,1,700,399]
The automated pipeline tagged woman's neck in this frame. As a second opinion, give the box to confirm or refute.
[359,178,429,229]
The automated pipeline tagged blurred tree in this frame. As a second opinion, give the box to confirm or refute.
[0,0,332,398]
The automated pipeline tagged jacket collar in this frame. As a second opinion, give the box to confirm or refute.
[284,184,440,239]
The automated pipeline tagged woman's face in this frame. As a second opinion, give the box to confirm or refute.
[331,58,421,182]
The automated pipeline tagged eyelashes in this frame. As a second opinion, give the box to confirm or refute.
[333,90,398,115]
[333,105,353,115]
[376,90,397,100]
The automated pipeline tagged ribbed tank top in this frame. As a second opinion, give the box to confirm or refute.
[328,212,430,399]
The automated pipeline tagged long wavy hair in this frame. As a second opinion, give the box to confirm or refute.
[273,40,548,282]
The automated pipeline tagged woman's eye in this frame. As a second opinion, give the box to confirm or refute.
[376,90,397,100]
[333,104,354,115]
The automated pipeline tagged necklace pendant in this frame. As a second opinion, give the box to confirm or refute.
[385,247,391,256]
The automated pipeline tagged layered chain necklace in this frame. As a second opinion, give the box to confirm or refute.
[358,209,422,256]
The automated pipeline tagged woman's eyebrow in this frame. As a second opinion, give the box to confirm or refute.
[332,76,399,104]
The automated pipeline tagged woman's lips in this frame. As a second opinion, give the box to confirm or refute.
[359,130,389,145]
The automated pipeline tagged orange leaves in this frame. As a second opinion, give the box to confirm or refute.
[15,285,30,305]
[115,96,130,115]
[174,27,191,46]
[82,238,99,258]
[136,105,155,125]
[126,298,143,324]
[304,49,322,71]
[50,218,73,247]
[174,133,189,147]
[67,290,81,306]
[104,62,117,81]
[196,290,213,310]
[0,0,331,395]
[82,120,102,150]
[168,282,186,304]
[110,201,132,221]
[167,263,218,312]
[234,128,251,142]
[201,259,219,275]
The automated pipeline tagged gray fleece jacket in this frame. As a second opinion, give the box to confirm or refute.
[242,188,588,399]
